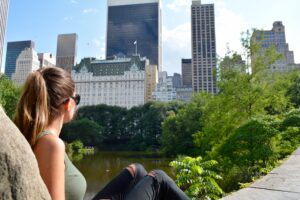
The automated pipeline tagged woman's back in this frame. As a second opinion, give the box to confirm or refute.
[35,130,87,200]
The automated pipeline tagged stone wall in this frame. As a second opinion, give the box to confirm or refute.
[0,106,51,200]
[222,148,300,200]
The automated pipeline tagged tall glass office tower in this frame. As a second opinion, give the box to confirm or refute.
[0,0,10,72]
[181,58,192,87]
[191,0,217,94]
[106,0,162,71]
[4,40,35,79]
[56,33,78,73]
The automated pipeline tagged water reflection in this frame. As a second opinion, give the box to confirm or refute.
[73,151,174,200]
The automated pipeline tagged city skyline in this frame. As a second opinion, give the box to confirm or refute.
[1,0,300,74]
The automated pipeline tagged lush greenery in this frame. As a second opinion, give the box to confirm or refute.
[60,31,300,198]
[170,156,223,200]
[164,31,300,198]
[0,75,21,119]
[61,101,184,151]
[65,140,95,162]
[2,30,300,199]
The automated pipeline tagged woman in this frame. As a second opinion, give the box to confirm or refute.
[14,67,189,200]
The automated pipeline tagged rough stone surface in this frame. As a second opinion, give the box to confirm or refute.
[0,107,51,200]
[222,148,300,200]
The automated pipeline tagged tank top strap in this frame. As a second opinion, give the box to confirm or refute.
[36,130,56,140]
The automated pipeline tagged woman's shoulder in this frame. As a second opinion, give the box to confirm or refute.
[34,135,65,155]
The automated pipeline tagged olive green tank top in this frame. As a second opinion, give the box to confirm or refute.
[36,130,87,200]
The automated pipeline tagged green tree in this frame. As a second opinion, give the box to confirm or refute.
[0,75,21,119]
[61,118,103,147]
[286,74,300,107]
[276,109,300,157]
[218,118,279,168]
[74,101,183,151]
[127,101,184,151]
[215,117,280,191]
[193,31,292,157]
[71,140,84,152]
[76,104,128,149]
[161,95,203,156]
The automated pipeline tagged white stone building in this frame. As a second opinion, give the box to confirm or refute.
[12,48,40,85]
[72,55,154,109]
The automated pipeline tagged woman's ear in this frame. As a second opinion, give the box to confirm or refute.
[64,99,71,111]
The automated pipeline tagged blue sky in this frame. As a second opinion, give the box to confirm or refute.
[2,0,300,74]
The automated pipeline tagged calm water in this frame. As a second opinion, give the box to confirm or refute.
[73,151,174,200]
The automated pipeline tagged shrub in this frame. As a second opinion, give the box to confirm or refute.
[170,156,223,200]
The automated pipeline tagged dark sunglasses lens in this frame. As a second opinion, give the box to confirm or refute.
[75,94,80,105]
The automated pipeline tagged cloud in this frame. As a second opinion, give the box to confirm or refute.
[162,23,191,73]
[162,0,249,73]
[166,0,190,11]
[215,2,249,58]
[163,23,191,49]
[82,9,98,14]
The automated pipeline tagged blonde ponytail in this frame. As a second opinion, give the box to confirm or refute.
[14,71,49,147]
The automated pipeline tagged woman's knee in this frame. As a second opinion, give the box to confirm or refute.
[149,169,172,183]
[126,163,147,178]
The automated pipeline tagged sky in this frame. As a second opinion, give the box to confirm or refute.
[1,0,300,74]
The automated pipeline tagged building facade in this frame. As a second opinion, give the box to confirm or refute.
[38,53,55,68]
[252,21,296,72]
[106,0,162,71]
[12,48,40,85]
[72,55,153,109]
[181,58,192,87]
[145,64,158,102]
[172,73,182,88]
[152,71,177,102]
[4,40,35,79]
[176,87,193,102]
[56,33,77,73]
[0,0,9,71]
[191,0,217,93]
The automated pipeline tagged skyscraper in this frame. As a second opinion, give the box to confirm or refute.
[191,0,217,93]
[56,33,77,73]
[172,73,182,88]
[145,64,158,102]
[4,40,35,79]
[0,0,9,72]
[12,47,40,85]
[181,58,192,87]
[252,21,296,72]
[106,0,162,71]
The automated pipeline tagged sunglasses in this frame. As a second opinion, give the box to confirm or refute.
[63,94,81,105]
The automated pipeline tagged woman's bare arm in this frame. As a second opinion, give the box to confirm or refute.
[34,136,65,200]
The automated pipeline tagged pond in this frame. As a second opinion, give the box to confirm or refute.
[73,151,175,200]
